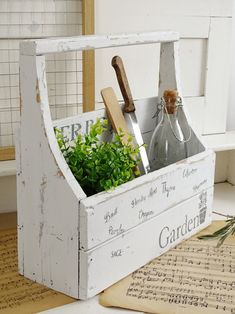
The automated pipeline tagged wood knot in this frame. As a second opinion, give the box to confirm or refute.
[36,80,41,103]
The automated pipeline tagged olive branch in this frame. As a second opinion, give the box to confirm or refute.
[198,212,235,247]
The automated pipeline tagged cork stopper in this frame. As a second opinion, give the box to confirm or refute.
[163,89,178,114]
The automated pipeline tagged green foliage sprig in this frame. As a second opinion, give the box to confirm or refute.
[198,216,235,247]
[56,118,140,196]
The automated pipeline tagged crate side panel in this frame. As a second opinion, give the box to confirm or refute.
[80,150,215,250]
[53,96,158,146]
[18,54,81,298]
[79,186,213,299]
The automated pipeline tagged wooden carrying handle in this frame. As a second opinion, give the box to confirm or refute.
[112,56,135,113]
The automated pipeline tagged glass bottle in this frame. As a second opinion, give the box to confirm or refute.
[148,90,191,172]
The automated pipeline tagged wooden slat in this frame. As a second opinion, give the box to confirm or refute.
[95,15,210,39]
[79,188,214,299]
[21,31,179,56]
[82,0,95,112]
[94,0,232,19]
[0,147,15,161]
[203,17,232,134]
[80,151,215,250]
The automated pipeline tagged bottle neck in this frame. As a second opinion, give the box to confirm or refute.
[163,110,178,121]
[162,110,184,141]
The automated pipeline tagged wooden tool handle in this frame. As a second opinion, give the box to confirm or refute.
[101,87,140,175]
[101,87,131,146]
[112,56,135,113]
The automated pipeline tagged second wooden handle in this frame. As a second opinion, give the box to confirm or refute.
[112,56,135,113]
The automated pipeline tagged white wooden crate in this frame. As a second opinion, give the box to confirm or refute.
[17,31,215,300]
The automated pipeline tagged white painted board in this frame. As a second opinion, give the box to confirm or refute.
[17,54,85,299]
[79,187,213,299]
[204,18,232,134]
[96,0,232,19]
[80,150,215,250]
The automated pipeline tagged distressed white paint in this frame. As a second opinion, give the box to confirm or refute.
[18,31,215,300]
[79,187,214,299]
[80,151,215,250]
[17,54,86,298]
[20,31,179,56]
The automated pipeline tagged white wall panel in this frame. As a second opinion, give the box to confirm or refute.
[95,0,232,135]
[204,18,232,134]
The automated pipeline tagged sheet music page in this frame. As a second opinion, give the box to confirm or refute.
[100,221,235,314]
[0,229,75,314]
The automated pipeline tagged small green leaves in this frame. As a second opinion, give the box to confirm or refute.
[56,118,140,196]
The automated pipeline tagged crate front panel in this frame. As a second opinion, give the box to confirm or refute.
[80,150,215,250]
[79,186,213,299]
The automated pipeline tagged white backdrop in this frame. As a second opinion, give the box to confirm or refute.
[227,0,235,131]
[95,0,232,135]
